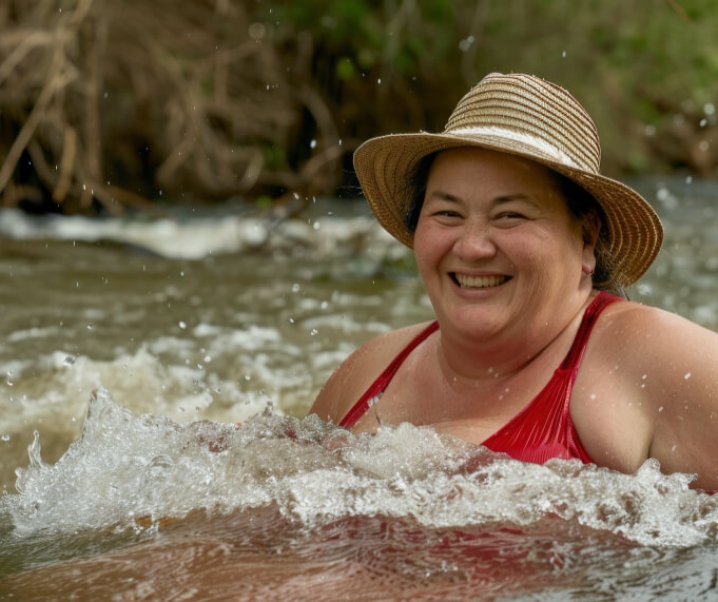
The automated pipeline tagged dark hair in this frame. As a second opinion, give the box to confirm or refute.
[403,153,437,235]
[402,151,622,296]
[551,173,621,295]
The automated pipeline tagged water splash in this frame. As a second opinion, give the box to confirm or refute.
[2,388,716,549]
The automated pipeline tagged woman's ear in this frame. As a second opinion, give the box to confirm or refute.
[581,211,601,276]
[581,211,601,247]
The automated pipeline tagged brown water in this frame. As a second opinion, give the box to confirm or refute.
[1,180,718,600]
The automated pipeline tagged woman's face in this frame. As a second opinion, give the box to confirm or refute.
[413,147,596,344]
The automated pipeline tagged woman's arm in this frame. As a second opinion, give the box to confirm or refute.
[598,304,718,489]
[640,308,718,490]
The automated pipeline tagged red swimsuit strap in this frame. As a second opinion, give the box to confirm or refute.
[480,291,622,463]
[560,291,621,371]
[339,321,439,428]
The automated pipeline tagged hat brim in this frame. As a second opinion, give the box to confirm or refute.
[353,131,663,289]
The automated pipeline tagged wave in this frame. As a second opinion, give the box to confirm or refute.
[2,387,716,550]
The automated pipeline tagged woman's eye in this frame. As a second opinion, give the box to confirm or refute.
[496,212,525,220]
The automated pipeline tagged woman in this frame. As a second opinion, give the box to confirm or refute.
[309,73,718,491]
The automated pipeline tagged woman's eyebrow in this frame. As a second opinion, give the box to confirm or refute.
[425,190,462,203]
[494,193,531,204]
[426,190,540,207]
[425,190,541,208]
[494,193,542,209]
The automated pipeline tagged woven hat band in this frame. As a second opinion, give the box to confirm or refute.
[444,73,601,173]
[448,126,583,170]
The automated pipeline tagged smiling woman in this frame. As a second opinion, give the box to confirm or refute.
[309,72,718,491]
[413,148,593,349]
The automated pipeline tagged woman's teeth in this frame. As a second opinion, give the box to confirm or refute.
[454,274,508,288]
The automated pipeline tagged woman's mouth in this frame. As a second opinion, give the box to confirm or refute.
[452,273,509,289]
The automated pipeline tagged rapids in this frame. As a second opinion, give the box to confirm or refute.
[1,179,718,600]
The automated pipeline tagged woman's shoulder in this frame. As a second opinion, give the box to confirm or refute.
[575,297,718,475]
[593,297,718,488]
[596,296,716,349]
[589,296,718,396]
[309,321,436,423]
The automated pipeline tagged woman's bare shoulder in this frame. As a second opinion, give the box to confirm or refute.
[573,298,718,480]
[308,321,436,423]
[596,298,718,353]
[587,299,718,484]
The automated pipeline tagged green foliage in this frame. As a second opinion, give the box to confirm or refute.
[4,0,717,216]
[335,57,356,81]
[255,195,273,210]
[261,0,718,177]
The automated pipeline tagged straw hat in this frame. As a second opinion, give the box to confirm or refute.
[353,72,663,289]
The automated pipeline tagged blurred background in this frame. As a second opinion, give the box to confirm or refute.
[1,0,716,217]
[3,5,718,594]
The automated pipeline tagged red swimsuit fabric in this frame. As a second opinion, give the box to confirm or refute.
[339,292,622,465]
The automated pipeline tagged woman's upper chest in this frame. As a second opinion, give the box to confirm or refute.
[352,330,578,440]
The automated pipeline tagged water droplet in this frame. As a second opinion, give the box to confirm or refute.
[179,321,187,329]
[310,139,317,149]
[310,328,318,336]
[1,435,10,442]
[459,35,475,52]
[684,372,692,379]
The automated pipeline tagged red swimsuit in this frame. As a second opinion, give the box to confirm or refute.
[339,292,621,465]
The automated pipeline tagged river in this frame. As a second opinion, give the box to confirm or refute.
[1,178,718,600]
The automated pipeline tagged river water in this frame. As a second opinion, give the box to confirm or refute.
[1,178,718,600]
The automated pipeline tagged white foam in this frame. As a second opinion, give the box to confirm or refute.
[2,389,715,549]
[0,208,395,260]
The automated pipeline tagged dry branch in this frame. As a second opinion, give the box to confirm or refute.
[0,0,344,214]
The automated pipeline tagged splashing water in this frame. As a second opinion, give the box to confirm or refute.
[2,387,715,544]
[1,388,717,602]
[0,385,715,601]
[2,188,718,600]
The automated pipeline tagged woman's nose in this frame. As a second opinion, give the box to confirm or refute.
[453,219,496,260]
